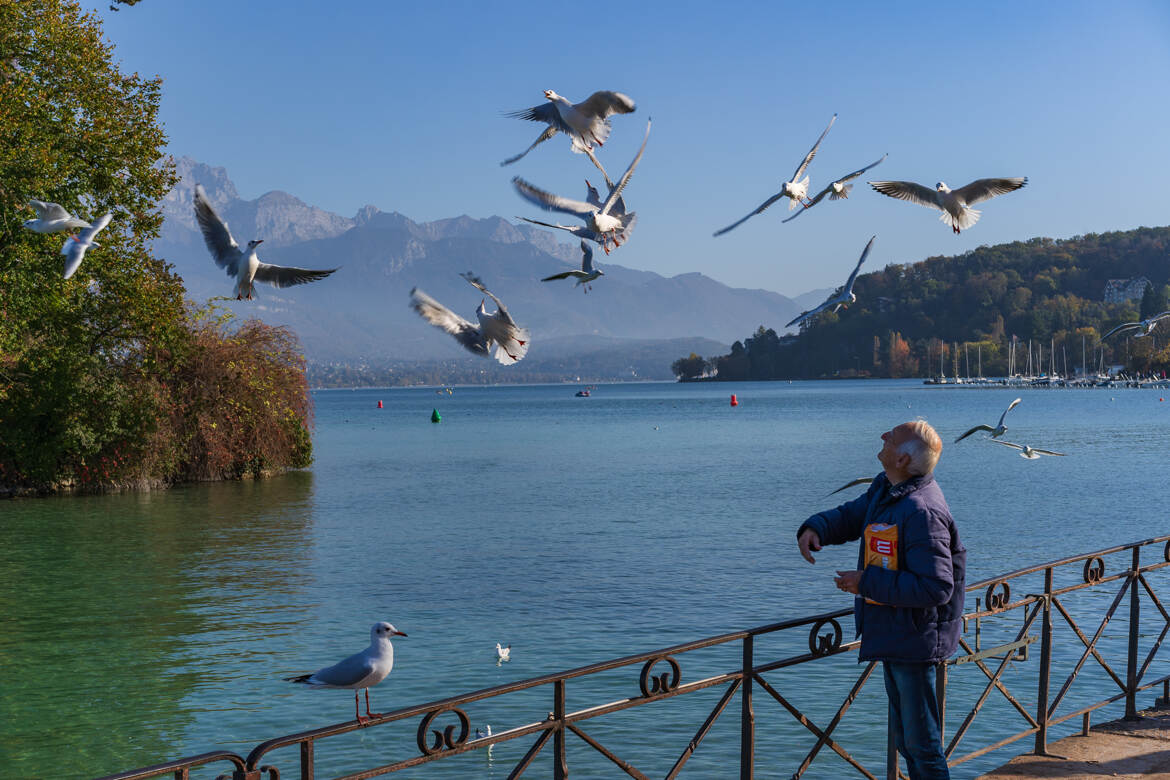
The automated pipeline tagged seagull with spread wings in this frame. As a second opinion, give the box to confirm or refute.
[991,440,1066,459]
[954,397,1022,443]
[783,154,887,223]
[501,89,636,175]
[513,120,650,254]
[410,273,530,365]
[61,212,112,279]
[714,114,836,236]
[868,177,1027,233]
[1101,311,1170,340]
[24,199,90,233]
[542,240,603,293]
[785,236,875,329]
[193,184,337,300]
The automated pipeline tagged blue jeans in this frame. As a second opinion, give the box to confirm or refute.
[883,661,950,780]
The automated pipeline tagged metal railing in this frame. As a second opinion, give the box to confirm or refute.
[96,535,1170,780]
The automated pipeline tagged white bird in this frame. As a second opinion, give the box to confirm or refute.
[827,476,873,497]
[782,154,887,223]
[714,114,836,236]
[513,120,650,255]
[285,621,407,724]
[785,235,875,329]
[495,643,511,664]
[193,184,337,300]
[519,177,635,254]
[954,397,1022,443]
[24,199,91,233]
[502,90,636,174]
[1101,312,1170,340]
[991,440,1066,459]
[542,240,603,292]
[60,212,112,279]
[410,273,530,365]
[868,177,1027,233]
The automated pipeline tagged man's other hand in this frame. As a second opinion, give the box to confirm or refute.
[835,570,862,594]
[798,529,822,564]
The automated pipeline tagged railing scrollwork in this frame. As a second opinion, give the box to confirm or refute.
[985,580,1011,612]
[808,617,843,656]
[416,707,470,756]
[1083,556,1105,584]
[639,654,681,696]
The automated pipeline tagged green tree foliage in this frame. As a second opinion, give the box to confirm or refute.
[0,1,314,490]
[671,352,707,380]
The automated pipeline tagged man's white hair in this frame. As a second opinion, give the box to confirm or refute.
[897,419,942,476]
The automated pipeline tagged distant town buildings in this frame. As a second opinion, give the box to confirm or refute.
[1103,276,1151,304]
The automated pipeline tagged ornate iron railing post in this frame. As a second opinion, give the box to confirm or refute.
[740,634,754,780]
[1033,566,1054,754]
[1126,545,1141,720]
[554,678,568,779]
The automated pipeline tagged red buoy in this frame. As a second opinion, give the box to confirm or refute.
[377,400,384,409]
[730,394,738,407]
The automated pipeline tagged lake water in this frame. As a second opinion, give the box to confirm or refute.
[3,379,1169,779]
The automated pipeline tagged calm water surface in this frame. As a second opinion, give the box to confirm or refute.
[2,380,1168,778]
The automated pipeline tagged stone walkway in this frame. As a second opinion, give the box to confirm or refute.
[978,705,1170,779]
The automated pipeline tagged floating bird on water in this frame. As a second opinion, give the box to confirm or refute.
[1101,312,1170,340]
[513,120,650,254]
[61,212,112,279]
[714,113,836,236]
[501,90,636,175]
[193,184,337,300]
[783,154,887,223]
[785,236,875,329]
[495,643,511,664]
[954,397,1022,443]
[542,240,603,292]
[868,177,1027,233]
[285,621,406,724]
[991,440,1066,459]
[827,476,873,497]
[410,273,530,365]
[23,199,90,233]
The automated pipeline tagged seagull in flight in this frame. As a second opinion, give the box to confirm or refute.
[991,440,1066,459]
[785,236,875,329]
[542,240,603,292]
[513,120,650,254]
[783,154,887,223]
[61,212,112,279]
[502,90,636,174]
[410,273,531,365]
[193,184,338,300]
[954,397,1022,443]
[868,177,1027,233]
[285,621,406,724]
[495,643,511,665]
[714,113,836,236]
[826,476,873,497]
[1101,312,1170,340]
[24,199,91,233]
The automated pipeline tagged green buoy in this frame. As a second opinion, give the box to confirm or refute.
[431,408,441,423]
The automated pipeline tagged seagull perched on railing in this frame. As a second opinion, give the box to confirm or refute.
[410,273,530,365]
[193,184,338,300]
[782,154,887,223]
[542,240,603,293]
[954,397,1022,443]
[501,89,636,174]
[513,120,650,254]
[991,440,1066,459]
[785,236,875,329]
[285,621,406,724]
[1101,311,1170,340]
[868,177,1027,233]
[23,199,90,233]
[714,114,836,236]
[61,212,112,279]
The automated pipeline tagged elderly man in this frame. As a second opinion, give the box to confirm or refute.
[797,420,966,780]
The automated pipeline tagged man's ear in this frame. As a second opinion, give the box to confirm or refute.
[896,452,912,471]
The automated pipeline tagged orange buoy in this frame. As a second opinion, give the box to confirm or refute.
[377,400,383,409]
[730,394,738,407]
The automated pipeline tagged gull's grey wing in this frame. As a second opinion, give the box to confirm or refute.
[253,263,337,288]
[30,199,69,220]
[791,113,837,181]
[835,153,888,184]
[786,299,834,329]
[62,212,113,279]
[460,272,515,326]
[842,236,875,295]
[193,183,242,275]
[826,476,873,497]
[579,241,594,273]
[583,148,611,182]
[575,90,636,119]
[309,652,378,688]
[783,185,833,222]
[990,439,1025,451]
[541,270,579,282]
[410,287,488,356]
[1030,447,1066,457]
[1150,311,1170,323]
[952,177,1027,205]
[505,102,568,130]
[954,424,993,443]
[512,178,595,219]
[600,119,651,217]
[518,215,577,232]
[997,397,1023,428]
[869,180,941,210]
[501,125,559,166]
[714,192,785,236]
[1101,322,1141,340]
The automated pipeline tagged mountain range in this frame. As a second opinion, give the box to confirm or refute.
[155,157,819,380]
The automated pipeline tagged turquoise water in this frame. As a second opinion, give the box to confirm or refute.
[2,380,1169,779]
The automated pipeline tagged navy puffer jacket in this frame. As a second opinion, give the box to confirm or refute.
[797,472,966,663]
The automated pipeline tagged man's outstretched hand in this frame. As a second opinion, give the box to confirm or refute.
[835,570,862,594]
[798,529,822,564]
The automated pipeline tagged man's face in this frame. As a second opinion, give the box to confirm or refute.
[878,423,912,471]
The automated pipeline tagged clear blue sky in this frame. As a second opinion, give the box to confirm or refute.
[88,0,1170,297]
